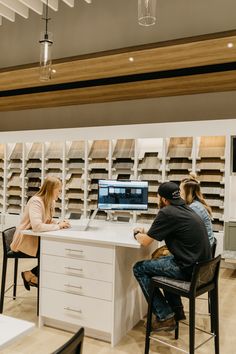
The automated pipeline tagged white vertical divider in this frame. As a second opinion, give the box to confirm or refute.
[21,143,26,215]
[84,140,88,218]
[191,136,197,174]
[161,138,167,182]
[41,142,45,183]
[108,140,112,179]
[61,141,66,219]
[224,133,231,222]
[111,139,116,180]
[133,139,138,223]
[195,137,200,161]
[107,140,113,221]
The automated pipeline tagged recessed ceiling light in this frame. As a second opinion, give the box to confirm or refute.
[129,57,134,62]
[52,69,56,73]
[227,43,234,48]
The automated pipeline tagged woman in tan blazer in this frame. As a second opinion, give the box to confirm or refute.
[10,176,70,290]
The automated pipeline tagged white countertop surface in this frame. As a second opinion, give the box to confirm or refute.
[0,315,35,349]
[23,220,149,248]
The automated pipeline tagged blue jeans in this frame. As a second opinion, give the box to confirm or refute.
[133,255,187,321]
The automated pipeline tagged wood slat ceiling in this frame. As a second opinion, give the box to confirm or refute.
[1,70,236,112]
[0,30,236,111]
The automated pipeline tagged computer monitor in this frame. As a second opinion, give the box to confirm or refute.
[98,179,148,211]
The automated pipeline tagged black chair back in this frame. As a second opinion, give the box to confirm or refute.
[211,236,217,258]
[53,327,84,354]
[2,227,16,255]
[190,254,221,294]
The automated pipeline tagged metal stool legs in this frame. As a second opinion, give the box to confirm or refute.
[13,258,18,300]
[0,256,7,313]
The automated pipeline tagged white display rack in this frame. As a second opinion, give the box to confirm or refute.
[166,137,193,183]
[0,135,228,232]
[25,143,42,203]
[136,138,163,223]
[45,142,64,217]
[196,136,225,232]
[6,143,23,215]
[112,139,135,221]
[87,140,109,219]
[65,141,85,219]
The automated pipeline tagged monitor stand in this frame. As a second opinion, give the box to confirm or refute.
[90,208,99,221]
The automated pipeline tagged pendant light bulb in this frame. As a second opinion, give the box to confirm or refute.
[138,0,157,26]
[39,1,53,81]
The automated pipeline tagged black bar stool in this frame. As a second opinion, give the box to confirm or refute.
[145,255,221,354]
[53,327,84,354]
[0,227,40,314]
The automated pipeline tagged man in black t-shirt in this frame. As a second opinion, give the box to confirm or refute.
[133,181,211,332]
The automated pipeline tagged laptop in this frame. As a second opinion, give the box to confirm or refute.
[69,208,98,231]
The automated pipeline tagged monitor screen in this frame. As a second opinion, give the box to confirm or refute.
[98,180,148,211]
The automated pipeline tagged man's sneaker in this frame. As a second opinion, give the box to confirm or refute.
[174,307,186,322]
[151,316,176,332]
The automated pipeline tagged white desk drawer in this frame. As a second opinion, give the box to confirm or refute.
[41,254,113,282]
[41,288,112,333]
[41,271,113,301]
[42,239,113,264]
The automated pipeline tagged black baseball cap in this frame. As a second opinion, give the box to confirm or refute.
[158,182,185,206]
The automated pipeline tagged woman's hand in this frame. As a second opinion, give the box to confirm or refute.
[58,220,71,229]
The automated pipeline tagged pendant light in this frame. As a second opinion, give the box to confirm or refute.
[138,0,157,26]
[39,0,53,81]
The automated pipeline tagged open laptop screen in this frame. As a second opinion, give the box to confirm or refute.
[98,180,148,211]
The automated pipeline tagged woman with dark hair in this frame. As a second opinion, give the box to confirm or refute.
[180,173,214,245]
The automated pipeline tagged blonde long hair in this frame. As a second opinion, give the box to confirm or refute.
[35,176,61,219]
[181,173,212,216]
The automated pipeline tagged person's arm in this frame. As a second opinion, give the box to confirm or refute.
[29,199,69,232]
[134,209,171,246]
[133,227,154,246]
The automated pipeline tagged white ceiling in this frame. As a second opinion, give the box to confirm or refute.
[0,0,236,69]
[0,0,91,22]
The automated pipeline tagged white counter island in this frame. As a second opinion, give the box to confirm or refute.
[23,220,152,346]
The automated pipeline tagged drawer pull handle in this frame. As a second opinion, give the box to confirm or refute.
[65,284,82,290]
[64,307,82,314]
[65,248,84,253]
[65,266,83,272]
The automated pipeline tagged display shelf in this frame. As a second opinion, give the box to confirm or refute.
[197,136,225,158]
[136,139,163,224]
[167,159,192,170]
[197,172,224,183]
[167,137,193,158]
[166,137,193,184]
[197,136,225,232]
[196,158,225,171]
[25,143,42,202]
[204,197,224,208]
[45,142,63,217]
[87,140,109,219]
[137,214,157,224]
[65,141,85,219]
[111,139,135,222]
[0,134,228,233]
[212,221,224,232]
[6,143,23,215]
[66,174,84,189]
